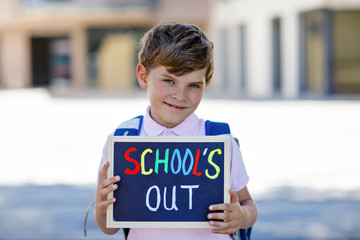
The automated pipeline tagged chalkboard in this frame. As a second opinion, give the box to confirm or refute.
[106,135,230,228]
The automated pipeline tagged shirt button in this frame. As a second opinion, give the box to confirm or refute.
[164,130,171,136]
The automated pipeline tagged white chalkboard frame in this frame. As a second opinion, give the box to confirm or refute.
[106,135,231,228]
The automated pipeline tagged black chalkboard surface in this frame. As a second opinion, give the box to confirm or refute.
[106,135,230,228]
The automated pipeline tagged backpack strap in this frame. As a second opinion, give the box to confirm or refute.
[205,120,231,135]
[114,115,143,136]
[115,118,230,136]
[206,120,251,240]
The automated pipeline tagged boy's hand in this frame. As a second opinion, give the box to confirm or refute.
[95,161,120,218]
[207,189,244,234]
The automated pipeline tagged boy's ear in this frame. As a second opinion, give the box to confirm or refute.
[137,64,148,89]
[205,79,211,88]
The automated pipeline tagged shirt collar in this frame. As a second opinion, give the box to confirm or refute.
[143,105,201,136]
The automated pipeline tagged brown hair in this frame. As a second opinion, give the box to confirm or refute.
[138,21,214,84]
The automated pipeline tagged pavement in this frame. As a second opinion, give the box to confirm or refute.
[1,88,360,239]
[0,184,359,240]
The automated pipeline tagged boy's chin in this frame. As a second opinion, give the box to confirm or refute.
[161,117,186,128]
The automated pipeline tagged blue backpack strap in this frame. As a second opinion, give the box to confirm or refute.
[239,227,252,240]
[206,120,251,240]
[205,120,230,135]
[114,115,143,136]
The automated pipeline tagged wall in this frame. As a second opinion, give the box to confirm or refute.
[210,0,360,98]
[0,0,210,90]
[210,0,304,98]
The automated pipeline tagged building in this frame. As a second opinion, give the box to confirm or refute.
[210,0,360,98]
[0,0,210,90]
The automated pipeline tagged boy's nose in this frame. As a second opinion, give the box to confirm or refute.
[172,87,187,101]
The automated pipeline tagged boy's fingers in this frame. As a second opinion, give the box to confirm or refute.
[208,211,238,222]
[209,220,238,234]
[210,226,235,235]
[209,221,236,234]
[98,161,110,181]
[209,203,230,212]
[209,220,228,229]
[99,197,116,209]
[209,189,239,211]
[207,212,228,221]
[100,176,120,189]
[99,183,118,198]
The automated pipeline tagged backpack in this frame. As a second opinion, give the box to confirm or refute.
[84,116,252,240]
[114,115,231,137]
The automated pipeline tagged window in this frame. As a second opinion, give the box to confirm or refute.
[272,18,282,94]
[239,24,247,92]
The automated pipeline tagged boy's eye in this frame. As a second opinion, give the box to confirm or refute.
[189,84,200,88]
[164,79,174,84]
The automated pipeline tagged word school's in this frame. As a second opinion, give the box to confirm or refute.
[123,147,222,179]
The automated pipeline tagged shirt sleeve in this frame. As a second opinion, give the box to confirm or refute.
[230,135,249,192]
[97,132,114,183]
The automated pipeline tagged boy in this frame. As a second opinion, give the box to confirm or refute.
[94,21,258,239]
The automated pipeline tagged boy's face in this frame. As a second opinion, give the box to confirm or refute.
[137,64,209,128]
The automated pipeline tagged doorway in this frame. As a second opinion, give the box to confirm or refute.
[31,37,71,87]
[333,11,360,94]
[299,10,334,96]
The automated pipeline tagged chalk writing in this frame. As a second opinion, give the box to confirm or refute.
[123,147,221,179]
[145,185,199,212]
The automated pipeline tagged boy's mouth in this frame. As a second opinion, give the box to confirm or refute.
[164,102,186,110]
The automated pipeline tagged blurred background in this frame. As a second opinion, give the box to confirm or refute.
[1,0,360,239]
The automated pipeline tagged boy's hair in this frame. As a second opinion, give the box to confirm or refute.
[138,21,214,84]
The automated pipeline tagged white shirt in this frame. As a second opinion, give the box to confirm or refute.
[100,106,249,240]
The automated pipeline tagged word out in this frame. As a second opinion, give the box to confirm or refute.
[145,185,199,212]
